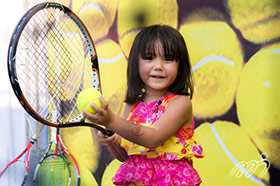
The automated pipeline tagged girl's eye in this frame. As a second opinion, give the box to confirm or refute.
[164,56,173,61]
[142,56,153,60]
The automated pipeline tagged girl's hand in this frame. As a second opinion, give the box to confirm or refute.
[82,96,115,127]
[97,131,128,162]
[97,131,120,147]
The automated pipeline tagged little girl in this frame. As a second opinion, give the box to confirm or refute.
[83,25,203,186]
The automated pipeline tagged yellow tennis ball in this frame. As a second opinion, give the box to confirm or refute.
[179,21,243,118]
[96,39,127,116]
[76,88,102,114]
[101,159,124,186]
[62,127,100,172]
[226,0,280,44]
[117,0,178,57]
[79,165,98,186]
[236,42,280,168]
[193,121,270,186]
[72,0,118,41]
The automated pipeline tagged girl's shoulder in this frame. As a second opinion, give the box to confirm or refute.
[165,94,192,107]
[164,94,193,118]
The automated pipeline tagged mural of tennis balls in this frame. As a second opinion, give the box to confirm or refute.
[179,21,243,119]
[101,159,124,186]
[79,165,99,186]
[95,39,127,116]
[236,43,280,168]
[61,127,100,172]
[117,0,178,57]
[193,121,270,186]
[72,0,118,41]
[226,0,280,44]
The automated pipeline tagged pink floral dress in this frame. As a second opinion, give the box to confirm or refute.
[112,94,203,186]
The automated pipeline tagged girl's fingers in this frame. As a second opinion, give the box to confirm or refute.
[99,96,108,110]
[97,131,119,146]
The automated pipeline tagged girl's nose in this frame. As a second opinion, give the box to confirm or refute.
[154,58,164,70]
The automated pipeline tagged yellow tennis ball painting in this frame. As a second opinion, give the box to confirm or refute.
[77,88,103,114]
[193,121,270,186]
[62,127,100,172]
[101,159,124,186]
[96,39,127,116]
[226,0,280,44]
[117,0,178,57]
[179,21,244,119]
[236,43,280,168]
[72,0,118,41]
[79,165,99,186]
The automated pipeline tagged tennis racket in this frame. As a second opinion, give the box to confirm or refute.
[7,2,127,161]
[33,127,80,186]
[0,124,44,186]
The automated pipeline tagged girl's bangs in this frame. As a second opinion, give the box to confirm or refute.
[139,36,178,61]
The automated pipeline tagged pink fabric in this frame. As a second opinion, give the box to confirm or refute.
[112,155,202,186]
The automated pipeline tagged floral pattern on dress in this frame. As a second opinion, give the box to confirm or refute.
[121,93,203,160]
[116,94,203,185]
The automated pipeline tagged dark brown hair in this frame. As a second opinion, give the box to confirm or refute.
[125,25,193,104]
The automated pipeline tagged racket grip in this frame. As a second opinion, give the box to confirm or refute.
[110,144,127,162]
[103,128,127,161]
[105,128,114,137]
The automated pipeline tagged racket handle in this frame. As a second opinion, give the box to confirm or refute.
[103,128,127,162]
[110,144,127,162]
[105,128,114,137]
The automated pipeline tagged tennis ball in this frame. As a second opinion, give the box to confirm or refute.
[79,165,98,186]
[236,42,280,168]
[96,39,127,116]
[72,0,118,41]
[179,21,243,119]
[193,121,270,186]
[76,88,102,114]
[101,159,124,186]
[117,0,178,57]
[62,127,100,172]
[226,0,280,44]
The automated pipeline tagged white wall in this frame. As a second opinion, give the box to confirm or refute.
[0,0,26,169]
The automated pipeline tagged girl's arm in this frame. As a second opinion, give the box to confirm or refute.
[83,95,192,149]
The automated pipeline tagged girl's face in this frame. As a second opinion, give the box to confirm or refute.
[139,42,179,93]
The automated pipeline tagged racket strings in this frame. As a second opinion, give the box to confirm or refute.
[15,7,94,123]
[34,155,70,186]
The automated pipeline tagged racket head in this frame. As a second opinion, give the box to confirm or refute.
[0,160,27,186]
[7,2,100,127]
[33,154,71,186]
